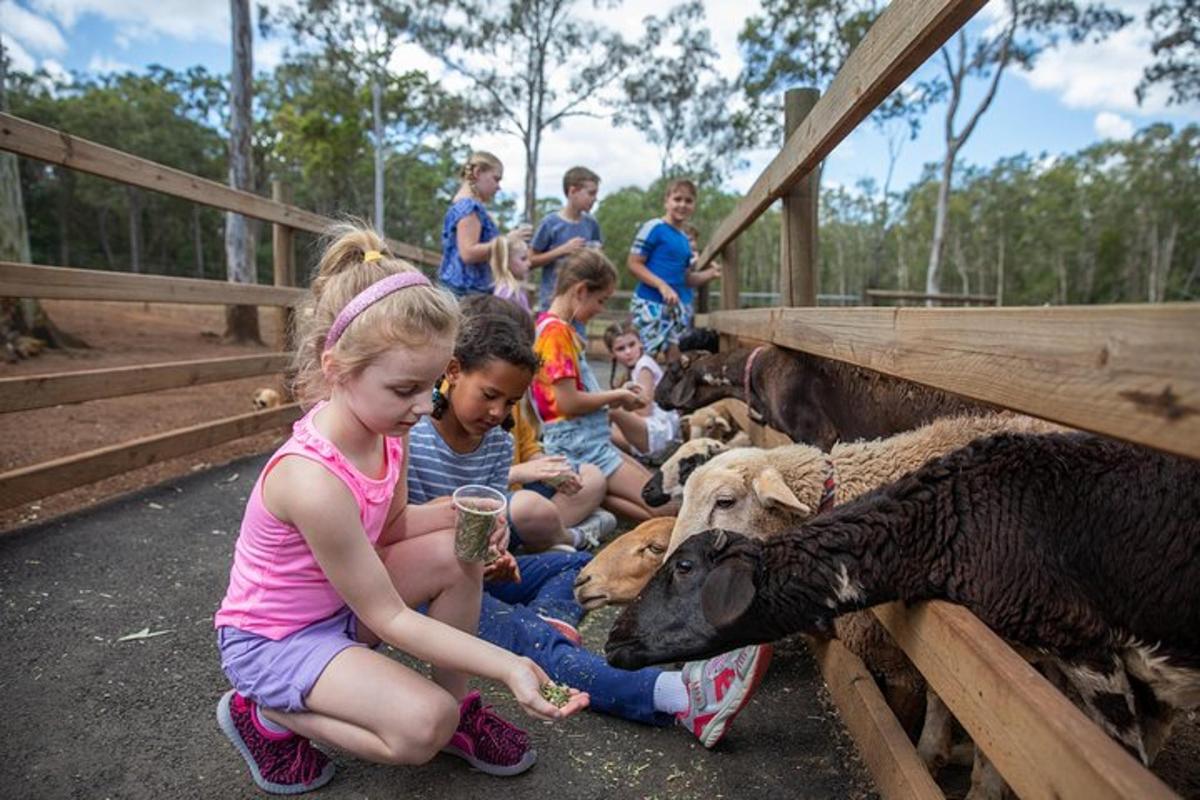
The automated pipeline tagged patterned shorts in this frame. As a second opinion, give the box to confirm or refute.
[630,296,693,357]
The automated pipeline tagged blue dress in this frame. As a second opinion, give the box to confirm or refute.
[440,197,499,295]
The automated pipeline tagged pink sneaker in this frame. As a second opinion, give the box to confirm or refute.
[441,691,537,776]
[538,614,583,646]
[677,644,773,749]
[216,690,334,795]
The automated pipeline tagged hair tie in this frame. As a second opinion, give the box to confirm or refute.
[363,250,384,263]
[325,271,431,351]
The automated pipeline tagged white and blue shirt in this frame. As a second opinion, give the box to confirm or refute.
[406,416,513,504]
[630,218,693,306]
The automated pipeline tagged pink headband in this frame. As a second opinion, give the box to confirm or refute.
[324,271,432,351]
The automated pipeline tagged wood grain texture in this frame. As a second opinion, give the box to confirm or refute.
[703,305,1200,459]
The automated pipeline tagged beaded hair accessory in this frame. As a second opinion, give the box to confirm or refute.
[324,269,431,351]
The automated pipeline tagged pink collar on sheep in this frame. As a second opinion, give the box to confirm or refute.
[743,346,766,399]
[818,459,837,515]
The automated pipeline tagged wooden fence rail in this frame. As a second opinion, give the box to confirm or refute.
[0,353,292,413]
[696,0,986,269]
[0,112,440,267]
[0,404,302,513]
[0,262,307,307]
[702,305,1200,461]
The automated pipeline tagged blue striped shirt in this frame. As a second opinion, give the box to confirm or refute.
[406,417,514,505]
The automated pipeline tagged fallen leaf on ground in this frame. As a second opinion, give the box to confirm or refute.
[117,627,173,642]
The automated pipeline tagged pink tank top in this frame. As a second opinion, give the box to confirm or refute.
[213,402,405,639]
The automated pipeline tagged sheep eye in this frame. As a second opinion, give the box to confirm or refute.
[646,544,665,556]
[675,559,693,575]
[715,496,736,509]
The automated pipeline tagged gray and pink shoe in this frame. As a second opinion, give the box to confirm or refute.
[216,690,335,795]
[440,691,537,776]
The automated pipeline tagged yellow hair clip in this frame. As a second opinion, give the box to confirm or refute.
[363,250,384,263]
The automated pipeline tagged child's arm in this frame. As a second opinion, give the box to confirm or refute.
[553,378,642,416]
[272,457,571,719]
[627,252,680,306]
[455,215,492,265]
[529,237,585,267]
[685,262,722,287]
[632,365,657,418]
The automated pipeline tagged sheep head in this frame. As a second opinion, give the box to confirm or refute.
[667,446,827,557]
[642,438,729,507]
[606,529,819,669]
[572,517,674,610]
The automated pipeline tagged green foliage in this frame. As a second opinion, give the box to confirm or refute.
[1138,0,1200,106]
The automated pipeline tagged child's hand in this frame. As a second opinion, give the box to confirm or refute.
[659,284,680,306]
[615,388,646,411]
[559,237,586,256]
[488,514,510,555]
[505,657,590,721]
[483,550,521,583]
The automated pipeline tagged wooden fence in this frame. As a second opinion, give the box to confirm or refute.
[690,0,1197,798]
[0,113,439,514]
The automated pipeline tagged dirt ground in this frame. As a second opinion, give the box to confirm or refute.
[2,300,1197,798]
[0,299,294,531]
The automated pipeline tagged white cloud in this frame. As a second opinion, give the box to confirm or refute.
[1,33,37,72]
[2,0,67,54]
[1094,110,1134,140]
[40,57,68,82]
[86,52,131,73]
[26,0,297,44]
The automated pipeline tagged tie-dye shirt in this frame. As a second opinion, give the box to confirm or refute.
[532,312,583,423]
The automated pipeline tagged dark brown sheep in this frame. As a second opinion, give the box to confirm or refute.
[607,432,1200,766]
[655,346,987,449]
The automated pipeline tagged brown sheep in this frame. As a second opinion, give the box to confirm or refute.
[572,517,675,611]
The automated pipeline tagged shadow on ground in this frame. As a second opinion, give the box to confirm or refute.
[0,454,877,800]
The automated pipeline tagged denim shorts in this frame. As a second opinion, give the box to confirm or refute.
[541,412,623,477]
[217,608,367,713]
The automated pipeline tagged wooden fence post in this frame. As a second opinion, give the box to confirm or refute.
[719,239,739,351]
[779,87,821,307]
[271,179,295,353]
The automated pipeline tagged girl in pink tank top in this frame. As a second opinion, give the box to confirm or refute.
[212,224,586,796]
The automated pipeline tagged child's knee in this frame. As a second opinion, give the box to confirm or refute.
[381,691,459,764]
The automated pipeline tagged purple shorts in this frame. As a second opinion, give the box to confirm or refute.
[217,608,367,713]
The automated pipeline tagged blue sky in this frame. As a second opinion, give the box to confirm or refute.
[3,0,1196,203]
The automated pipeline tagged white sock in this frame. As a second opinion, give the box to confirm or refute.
[569,526,586,548]
[652,671,689,715]
[254,705,291,735]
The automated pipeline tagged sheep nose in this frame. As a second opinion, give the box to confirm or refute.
[573,573,590,589]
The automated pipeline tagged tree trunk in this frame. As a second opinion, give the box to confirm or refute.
[953,231,970,295]
[97,205,116,269]
[56,167,71,265]
[995,236,1004,306]
[127,186,143,273]
[224,0,262,345]
[372,77,385,233]
[925,145,956,298]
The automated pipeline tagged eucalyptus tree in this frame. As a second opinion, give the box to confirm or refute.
[413,0,635,221]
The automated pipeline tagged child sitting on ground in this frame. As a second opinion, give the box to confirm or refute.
[533,250,676,522]
[407,313,615,552]
[213,224,584,795]
[603,321,681,459]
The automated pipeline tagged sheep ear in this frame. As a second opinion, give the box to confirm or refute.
[701,560,756,631]
[713,417,732,434]
[679,414,693,437]
[752,468,812,515]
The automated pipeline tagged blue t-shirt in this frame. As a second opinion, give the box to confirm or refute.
[406,417,513,504]
[440,198,500,293]
[531,211,603,309]
[630,219,693,306]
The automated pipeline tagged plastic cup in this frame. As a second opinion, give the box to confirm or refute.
[452,485,506,563]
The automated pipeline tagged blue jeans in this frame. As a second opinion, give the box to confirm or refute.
[480,553,671,726]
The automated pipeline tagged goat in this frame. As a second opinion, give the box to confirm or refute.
[655,346,986,449]
[642,437,737,508]
[607,432,1200,770]
[573,517,674,611]
[253,387,282,410]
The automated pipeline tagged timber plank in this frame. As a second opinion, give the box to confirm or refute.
[0,404,301,511]
[704,305,1200,460]
[0,113,439,266]
[809,638,944,800]
[874,602,1178,800]
[697,0,987,268]
[0,262,306,306]
[0,353,291,413]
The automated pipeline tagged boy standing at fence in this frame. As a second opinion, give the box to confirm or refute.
[530,167,603,310]
[627,179,721,361]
